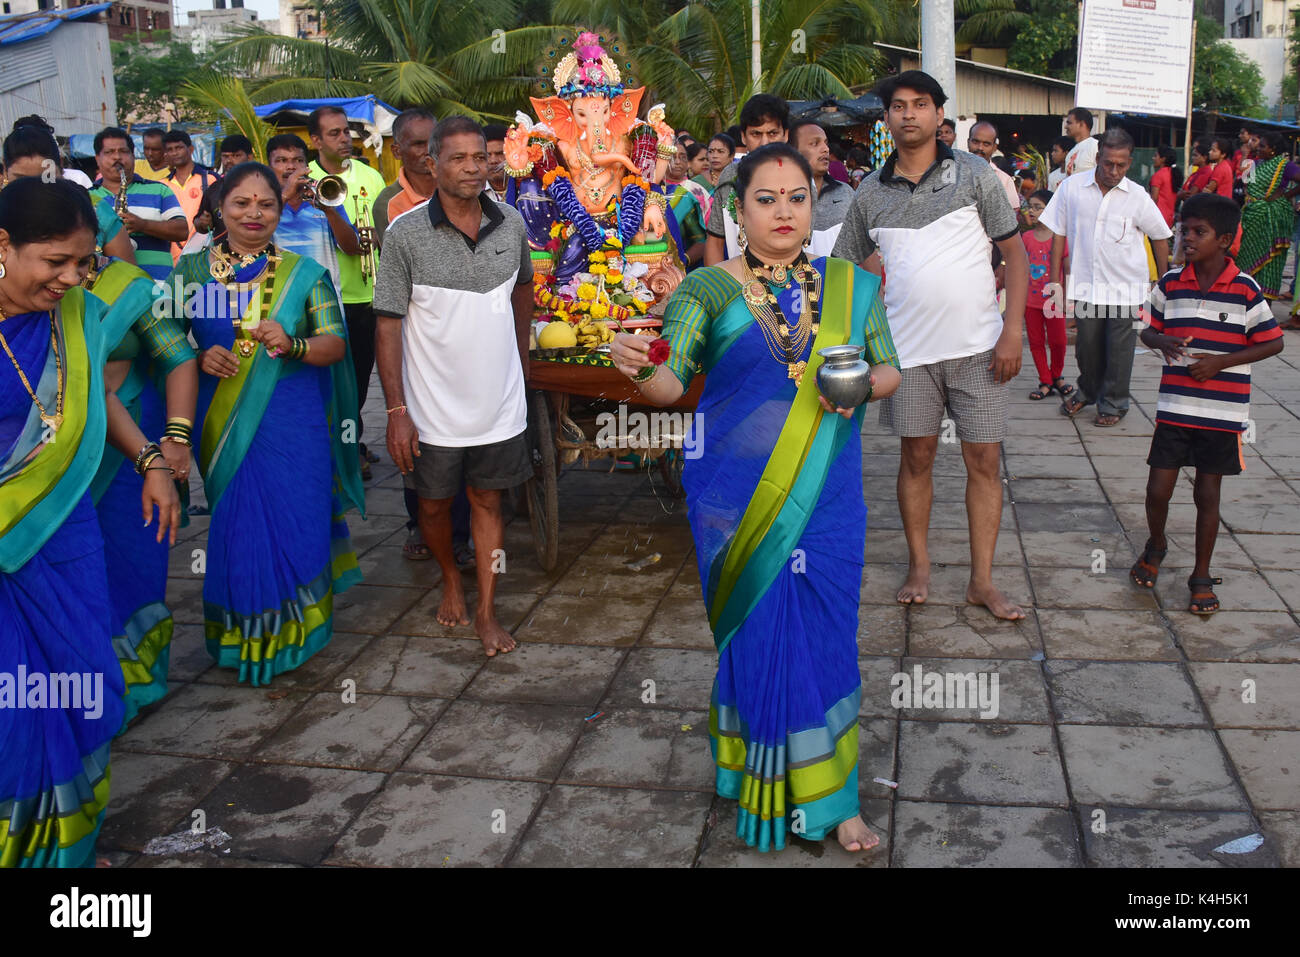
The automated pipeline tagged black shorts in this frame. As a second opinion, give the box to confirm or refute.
[412,431,532,500]
[1147,423,1244,476]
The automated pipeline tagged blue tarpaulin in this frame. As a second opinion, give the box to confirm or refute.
[0,3,111,45]
[254,96,399,148]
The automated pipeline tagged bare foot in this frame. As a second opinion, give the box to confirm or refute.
[966,581,1025,620]
[835,815,881,853]
[475,608,516,657]
[897,565,930,605]
[436,580,471,628]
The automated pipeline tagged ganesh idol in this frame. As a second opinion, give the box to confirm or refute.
[504,32,687,313]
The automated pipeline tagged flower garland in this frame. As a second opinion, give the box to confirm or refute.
[546,168,607,252]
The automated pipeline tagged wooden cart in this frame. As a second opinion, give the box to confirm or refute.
[521,352,705,571]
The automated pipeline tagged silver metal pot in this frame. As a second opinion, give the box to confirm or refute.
[815,344,872,409]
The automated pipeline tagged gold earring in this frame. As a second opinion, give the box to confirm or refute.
[737,224,747,250]
[0,259,6,280]
[803,233,812,248]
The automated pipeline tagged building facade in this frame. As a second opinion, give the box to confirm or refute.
[1226,0,1299,38]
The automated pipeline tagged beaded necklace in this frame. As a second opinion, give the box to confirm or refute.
[740,249,822,387]
[210,240,280,357]
[0,305,64,434]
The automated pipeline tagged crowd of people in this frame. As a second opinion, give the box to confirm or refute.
[0,69,1291,866]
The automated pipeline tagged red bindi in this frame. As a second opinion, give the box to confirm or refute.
[777,158,783,167]
[779,187,785,193]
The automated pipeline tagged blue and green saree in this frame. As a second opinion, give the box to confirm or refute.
[171,248,365,686]
[1,289,135,867]
[660,256,897,852]
[89,259,197,729]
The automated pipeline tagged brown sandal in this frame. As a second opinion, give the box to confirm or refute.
[1188,576,1222,616]
[1129,540,1167,588]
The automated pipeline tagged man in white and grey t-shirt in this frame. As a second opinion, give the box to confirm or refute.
[833,70,1029,622]
[374,116,535,658]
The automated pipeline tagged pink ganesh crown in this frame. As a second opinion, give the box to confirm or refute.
[552,31,625,99]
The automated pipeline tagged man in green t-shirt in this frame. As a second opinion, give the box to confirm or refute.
[307,105,389,476]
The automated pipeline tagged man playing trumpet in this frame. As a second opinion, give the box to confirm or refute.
[267,133,362,309]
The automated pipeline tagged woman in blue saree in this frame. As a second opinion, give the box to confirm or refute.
[4,120,202,728]
[0,179,181,866]
[611,144,901,853]
[166,162,365,686]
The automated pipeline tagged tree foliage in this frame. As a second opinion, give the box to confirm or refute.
[1005,0,1078,79]
[555,0,914,135]
[211,0,565,120]
[1192,16,1266,117]
[112,31,212,122]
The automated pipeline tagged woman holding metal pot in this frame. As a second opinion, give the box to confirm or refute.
[609,142,900,856]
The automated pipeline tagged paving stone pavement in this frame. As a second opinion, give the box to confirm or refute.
[101,305,1300,868]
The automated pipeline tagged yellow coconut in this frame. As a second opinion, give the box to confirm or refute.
[537,321,578,349]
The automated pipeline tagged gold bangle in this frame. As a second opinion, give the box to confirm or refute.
[166,416,193,427]
[160,434,192,447]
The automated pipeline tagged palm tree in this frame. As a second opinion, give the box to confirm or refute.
[955,0,1029,47]
[212,0,564,119]
[554,0,911,134]
[179,73,277,161]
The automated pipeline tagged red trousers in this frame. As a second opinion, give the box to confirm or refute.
[1025,304,1066,385]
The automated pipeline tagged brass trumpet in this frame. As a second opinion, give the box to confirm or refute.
[353,186,378,284]
[303,173,347,207]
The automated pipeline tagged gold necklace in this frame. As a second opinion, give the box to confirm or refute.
[216,244,280,358]
[740,251,821,386]
[0,306,64,434]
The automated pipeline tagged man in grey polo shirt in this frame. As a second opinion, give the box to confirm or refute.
[790,118,852,256]
[374,115,535,658]
[832,70,1029,622]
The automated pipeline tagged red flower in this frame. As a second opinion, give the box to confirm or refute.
[647,337,671,365]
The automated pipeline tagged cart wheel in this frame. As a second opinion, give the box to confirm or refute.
[659,448,686,499]
[524,390,560,571]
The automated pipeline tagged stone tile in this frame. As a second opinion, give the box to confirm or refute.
[1046,661,1207,727]
[861,454,902,476]
[1089,455,1160,482]
[1210,477,1300,507]
[1188,663,1300,729]
[696,798,892,867]
[344,634,484,697]
[858,604,906,656]
[1010,478,1107,505]
[99,753,234,852]
[1028,566,1160,610]
[1019,530,1131,569]
[166,576,205,624]
[892,802,1079,866]
[605,648,716,711]
[1003,454,1091,479]
[893,658,1049,724]
[1059,726,1245,810]
[388,590,538,638]
[1038,609,1178,660]
[166,623,214,683]
[196,765,384,866]
[907,605,1042,659]
[461,643,624,707]
[1154,567,1289,613]
[511,594,657,647]
[558,708,713,790]
[1261,569,1300,613]
[1172,612,1300,662]
[897,721,1067,806]
[327,774,547,867]
[1220,502,1300,534]
[332,584,428,634]
[256,692,445,771]
[1079,808,1280,867]
[403,700,587,780]
[859,656,904,718]
[1015,502,1121,533]
[344,516,408,555]
[355,541,444,589]
[1218,730,1300,811]
[1096,475,1193,505]
[642,596,714,650]
[1258,812,1300,868]
[118,683,307,760]
[508,785,712,867]
[1260,456,1300,480]
[1144,532,1256,571]
[1080,436,1159,457]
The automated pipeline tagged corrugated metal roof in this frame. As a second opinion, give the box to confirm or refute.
[874,43,1076,90]
[0,3,111,46]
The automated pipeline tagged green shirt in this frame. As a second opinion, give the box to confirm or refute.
[309,158,388,304]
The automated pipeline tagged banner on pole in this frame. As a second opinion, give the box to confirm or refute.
[1075,0,1196,117]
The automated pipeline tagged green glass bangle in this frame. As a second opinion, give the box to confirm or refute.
[632,364,656,383]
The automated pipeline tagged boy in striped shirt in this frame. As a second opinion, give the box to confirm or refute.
[1132,194,1283,615]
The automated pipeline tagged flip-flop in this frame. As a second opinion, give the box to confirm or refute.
[1052,377,1075,398]
[1094,413,1122,427]
[1060,397,1087,418]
